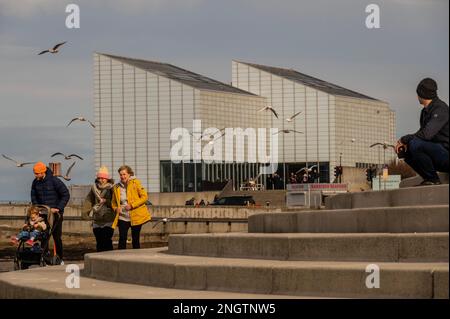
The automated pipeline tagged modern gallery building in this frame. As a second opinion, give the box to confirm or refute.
[232,61,396,183]
[94,53,396,193]
[94,53,270,193]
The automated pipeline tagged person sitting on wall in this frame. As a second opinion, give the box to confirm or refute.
[396,78,449,186]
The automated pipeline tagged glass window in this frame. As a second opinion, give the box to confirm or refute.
[196,162,203,192]
[319,162,330,183]
[160,161,171,193]
[184,163,195,192]
[173,163,183,192]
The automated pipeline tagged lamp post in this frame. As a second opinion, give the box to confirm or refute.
[369,142,395,190]
[337,138,356,184]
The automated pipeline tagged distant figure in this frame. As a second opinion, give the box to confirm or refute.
[289,172,297,184]
[302,173,309,184]
[31,162,69,263]
[396,78,449,186]
[185,197,195,206]
[199,199,206,206]
[82,166,115,252]
[112,165,151,249]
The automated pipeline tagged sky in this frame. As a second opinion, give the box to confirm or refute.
[0,0,448,200]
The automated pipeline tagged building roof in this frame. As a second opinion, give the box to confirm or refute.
[99,53,255,96]
[236,61,379,101]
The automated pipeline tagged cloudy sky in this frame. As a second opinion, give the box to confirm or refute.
[0,0,448,200]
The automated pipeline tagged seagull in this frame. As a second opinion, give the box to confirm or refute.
[1,154,35,167]
[286,111,302,122]
[296,164,318,175]
[38,42,67,55]
[60,162,76,181]
[273,129,303,135]
[152,217,169,229]
[67,117,96,128]
[258,105,279,118]
[369,142,395,150]
[51,152,84,160]
[189,128,226,142]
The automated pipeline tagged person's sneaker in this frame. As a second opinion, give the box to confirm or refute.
[59,260,64,266]
[418,180,441,186]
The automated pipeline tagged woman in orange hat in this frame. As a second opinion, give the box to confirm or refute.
[82,166,115,251]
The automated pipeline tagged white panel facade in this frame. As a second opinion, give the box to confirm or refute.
[334,96,396,168]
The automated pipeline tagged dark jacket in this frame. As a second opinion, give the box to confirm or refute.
[31,168,70,213]
[401,98,449,150]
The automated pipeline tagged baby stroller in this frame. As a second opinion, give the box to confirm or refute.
[13,205,62,270]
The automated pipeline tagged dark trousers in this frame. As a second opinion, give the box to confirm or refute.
[117,220,142,249]
[93,226,114,252]
[405,137,449,182]
[52,214,63,259]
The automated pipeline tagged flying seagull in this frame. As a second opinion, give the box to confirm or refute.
[296,164,318,175]
[258,106,279,118]
[60,162,76,181]
[369,142,395,150]
[38,42,67,55]
[1,154,35,167]
[286,111,302,122]
[51,152,83,160]
[67,117,96,128]
[273,129,304,135]
[189,128,226,142]
[152,217,169,229]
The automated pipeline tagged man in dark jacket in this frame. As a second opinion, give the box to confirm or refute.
[31,162,70,262]
[396,78,449,185]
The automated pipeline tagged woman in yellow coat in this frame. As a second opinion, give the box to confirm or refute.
[111,165,151,249]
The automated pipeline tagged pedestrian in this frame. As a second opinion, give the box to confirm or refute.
[82,166,115,252]
[396,78,449,185]
[112,165,151,249]
[31,162,70,264]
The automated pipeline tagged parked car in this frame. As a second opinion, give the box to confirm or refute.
[211,195,255,206]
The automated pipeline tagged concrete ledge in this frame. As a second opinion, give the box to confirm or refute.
[400,172,449,188]
[433,269,449,299]
[325,184,449,209]
[168,233,449,262]
[0,265,301,299]
[248,206,449,233]
[82,247,448,298]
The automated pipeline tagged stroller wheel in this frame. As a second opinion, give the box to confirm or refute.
[39,256,46,267]
[20,262,30,270]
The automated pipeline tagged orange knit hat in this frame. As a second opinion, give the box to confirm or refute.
[33,162,47,174]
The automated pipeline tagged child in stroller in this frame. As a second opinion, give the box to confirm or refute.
[11,205,60,270]
[11,205,47,246]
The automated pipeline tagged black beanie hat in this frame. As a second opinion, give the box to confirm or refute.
[416,78,438,99]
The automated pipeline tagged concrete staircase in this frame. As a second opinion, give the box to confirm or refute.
[0,185,448,298]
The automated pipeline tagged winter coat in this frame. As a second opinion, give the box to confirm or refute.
[82,181,115,227]
[111,178,151,228]
[31,168,70,214]
[401,98,449,150]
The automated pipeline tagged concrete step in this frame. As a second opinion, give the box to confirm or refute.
[0,264,303,299]
[325,184,448,209]
[400,172,449,188]
[168,233,449,262]
[220,190,286,207]
[249,205,449,233]
[82,248,448,299]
